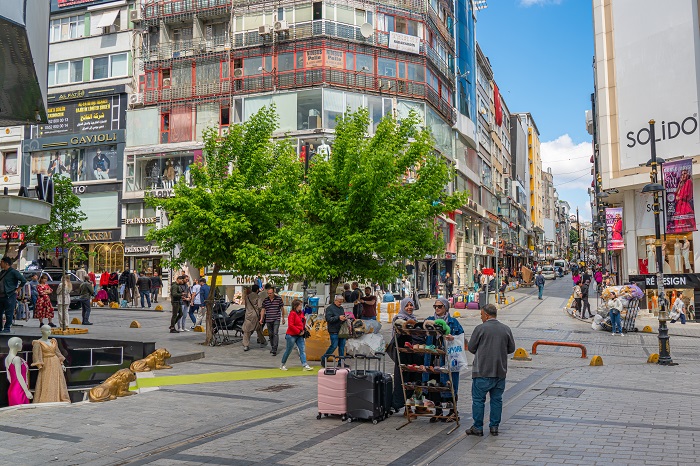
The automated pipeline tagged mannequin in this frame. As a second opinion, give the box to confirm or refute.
[31,325,70,403]
[5,337,32,406]
[681,239,691,272]
[316,139,331,161]
[662,241,672,274]
[162,160,175,189]
[646,238,656,274]
[674,239,682,273]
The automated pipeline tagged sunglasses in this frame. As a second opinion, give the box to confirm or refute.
[433,304,445,309]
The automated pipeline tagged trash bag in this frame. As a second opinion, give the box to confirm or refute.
[346,333,386,356]
[362,319,382,334]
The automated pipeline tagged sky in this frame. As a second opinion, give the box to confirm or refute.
[475,0,595,220]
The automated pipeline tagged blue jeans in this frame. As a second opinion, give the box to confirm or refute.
[323,333,346,364]
[471,377,506,430]
[189,304,199,324]
[0,294,17,331]
[140,290,151,308]
[609,310,622,333]
[537,285,544,299]
[281,334,307,365]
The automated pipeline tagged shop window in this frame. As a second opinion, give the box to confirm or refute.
[30,146,119,182]
[125,204,158,238]
[323,89,344,129]
[297,90,322,130]
[128,152,195,192]
[161,113,170,144]
[313,2,323,20]
[637,233,694,275]
[1,152,17,176]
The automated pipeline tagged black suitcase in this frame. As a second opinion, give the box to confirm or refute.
[373,352,394,418]
[347,355,385,424]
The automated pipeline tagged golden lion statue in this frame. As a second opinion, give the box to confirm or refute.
[129,348,172,373]
[88,369,136,402]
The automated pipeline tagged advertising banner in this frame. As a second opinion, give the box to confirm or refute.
[39,96,121,137]
[388,32,420,54]
[606,207,624,250]
[663,159,697,234]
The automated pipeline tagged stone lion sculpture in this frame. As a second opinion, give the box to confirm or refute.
[129,348,172,373]
[88,368,136,402]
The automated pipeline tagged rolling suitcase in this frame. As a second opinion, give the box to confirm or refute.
[455,301,466,309]
[372,352,394,418]
[347,354,384,424]
[317,356,349,421]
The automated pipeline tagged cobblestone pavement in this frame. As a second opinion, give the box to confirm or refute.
[2,278,700,465]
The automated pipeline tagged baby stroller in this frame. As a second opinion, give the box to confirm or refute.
[210,301,246,345]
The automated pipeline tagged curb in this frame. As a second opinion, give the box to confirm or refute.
[169,351,206,364]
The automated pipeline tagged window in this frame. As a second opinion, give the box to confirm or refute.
[355,54,373,73]
[125,203,158,238]
[313,2,323,20]
[92,53,128,80]
[220,61,230,79]
[48,60,83,86]
[277,52,295,72]
[220,107,230,127]
[1,152,17,176]
[378,57,396,77]
[407,63,424,82]
[50,15,84,43]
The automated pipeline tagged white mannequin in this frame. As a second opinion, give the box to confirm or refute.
[681,239,691,272]
[316,139,331,161]
[5,337,32,402]
[674,239,682,273]
[646,238,656,274]
[38,325,66,373]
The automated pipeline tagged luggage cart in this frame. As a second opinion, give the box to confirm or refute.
[622,298,640,333]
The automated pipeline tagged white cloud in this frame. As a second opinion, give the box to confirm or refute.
[519,0,562,6]
[541,134,594,221]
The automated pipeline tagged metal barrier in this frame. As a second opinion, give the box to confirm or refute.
[531,340,587,358]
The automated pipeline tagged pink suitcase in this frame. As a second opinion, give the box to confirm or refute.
[455,301,466,309]
[317,357,349,420]
[467,301,479,310]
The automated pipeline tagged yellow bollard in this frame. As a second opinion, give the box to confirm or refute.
[193,325,205,332]
[642,325,653,333]
[129,320,141,328]
[154,304,164,311]
[512,348,532,361]
[71,317,81,325]
[589,355,604,366]
[453,311,461,318]
[647,353,659,363]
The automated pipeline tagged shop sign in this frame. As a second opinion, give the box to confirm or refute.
[326,49,343,69]
[306,49,323,67]
[72,185,87,194]
[124,244,160,254]
[1,231,25,241]
[147,189,174,198]
[388,32,420,55]
[125,217,157,225]
[631,274,700,289]
[69,132,118,146]
[72,229,120,243]
[39,96,121,136]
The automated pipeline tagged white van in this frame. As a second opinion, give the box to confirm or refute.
[553,259,568,275]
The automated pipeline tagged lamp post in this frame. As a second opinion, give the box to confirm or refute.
[642,119,674,366]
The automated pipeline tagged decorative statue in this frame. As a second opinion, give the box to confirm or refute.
[5,337,32,406]
[88,369,136,402]
[32,325,70,403]
[129,348,172,373]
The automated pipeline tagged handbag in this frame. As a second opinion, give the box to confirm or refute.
[301,328,311,339]
[338,320,352,339]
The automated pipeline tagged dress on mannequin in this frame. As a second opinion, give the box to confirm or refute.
[674,239,682,273]
[662,242,672,274]
[647,240,656,274]
[32,326,70,403]
[5,337,32,406]
[681,240,691,272]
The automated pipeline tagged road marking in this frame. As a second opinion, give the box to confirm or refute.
[131,367,318,389]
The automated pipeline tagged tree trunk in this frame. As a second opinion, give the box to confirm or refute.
[204,263,220,345]
[329,276,341,302]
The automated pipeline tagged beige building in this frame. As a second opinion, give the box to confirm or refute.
[516,112,543,256]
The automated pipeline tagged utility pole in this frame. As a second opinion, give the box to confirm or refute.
[576,207,581,262]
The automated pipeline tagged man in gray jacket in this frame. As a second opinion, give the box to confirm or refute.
[242,285,266,351]
[466,304,515,436]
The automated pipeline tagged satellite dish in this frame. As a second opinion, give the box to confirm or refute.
[360,22,373,38]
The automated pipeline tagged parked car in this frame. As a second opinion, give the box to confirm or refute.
[541,265,556,280]
[22,269,82,309]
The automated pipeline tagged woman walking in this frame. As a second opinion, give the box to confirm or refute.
[34,275,55,328]
[178,276,192,332]
[280,299,312,371]
[607,291,624,335]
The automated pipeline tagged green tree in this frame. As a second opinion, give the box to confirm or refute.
[570,228,580,245]
[146,106,301,344]
[2,176,87,329]
[283,108,467,293]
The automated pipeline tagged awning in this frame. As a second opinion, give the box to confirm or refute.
[438,215,457,225]
[96,9,120,28]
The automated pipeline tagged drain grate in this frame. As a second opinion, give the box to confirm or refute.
[541,387,584,398]
[257,383,296,392]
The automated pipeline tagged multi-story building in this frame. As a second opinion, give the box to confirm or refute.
[13,0,135,272]
[510,114,532,266]
[592,0,700,311]
[556,199,571,260]
[126,0,477,294]
[541,167,555,260]
[516,112,543,261]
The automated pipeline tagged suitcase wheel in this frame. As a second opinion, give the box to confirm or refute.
[316,413,322,420]
[341,414,347,421]
[324,413,329,417]
[372,418,378,425]
[347,417,352,423]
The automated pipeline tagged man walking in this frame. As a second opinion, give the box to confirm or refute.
[444,272,454,298]
[169,276,183,333]
[322,295,348,366]
[242,284,266,351]
[0,257,27,333]
[150,271,163,303]
[79,276,95,325]
[260,284,285,356]
[535,270,545,300]
[580,279,592,318]
[195,278,210,327]
[137,271,152,308]
[466,304,515,436]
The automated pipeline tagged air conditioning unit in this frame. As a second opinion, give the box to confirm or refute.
[274,20,289,32]
[129,93,144,106]
[233,68,243,78]
[258,24,272,35]
[129,9,142,22]
[162,78,171,87]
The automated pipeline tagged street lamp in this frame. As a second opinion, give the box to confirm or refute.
[642,119,675,366]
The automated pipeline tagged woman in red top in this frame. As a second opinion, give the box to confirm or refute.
[280,299,313,371]
[34,275,55,327]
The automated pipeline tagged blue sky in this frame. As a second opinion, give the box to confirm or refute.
[476,0,594,219]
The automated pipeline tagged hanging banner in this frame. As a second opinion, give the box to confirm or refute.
[663,159,697,234]
[606,207,624,250]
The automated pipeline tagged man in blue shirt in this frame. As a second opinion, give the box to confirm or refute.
[0,257,28,333]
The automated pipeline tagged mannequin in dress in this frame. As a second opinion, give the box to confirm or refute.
[646,238,656,274]
[162,160,175,189]
[662,241,672,274]
[674,239,682,273]
[681,239,692,272]
[316,139,331,161]
[5,337,32,406]
[32,325,70,403]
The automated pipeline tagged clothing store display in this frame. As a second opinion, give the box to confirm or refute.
[32,337,70,403]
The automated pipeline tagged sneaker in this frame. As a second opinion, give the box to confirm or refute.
[243,346,250,351]
[48,322,56,328]
[190,326,195,330]
[82,322,93,325]
[280,365,288,371]
[183,328,191,332]
[490,427,499,436]
[611,332,615,335]
[465,426,484,436]
[271,352,277,356]
[170,328,178,333]
[0,329,11,333]
[303,365,313,371]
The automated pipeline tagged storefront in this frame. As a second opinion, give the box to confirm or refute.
[124,150,199,196]
[70,229,124,274]
[629,274,699,320]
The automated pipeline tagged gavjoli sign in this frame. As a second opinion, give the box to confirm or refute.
[70,132,118,145]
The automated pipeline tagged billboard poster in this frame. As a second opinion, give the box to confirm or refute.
[606,207,624,250]
[663,159,697,234]
[39,96,121,137]
[30,145,120,182]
